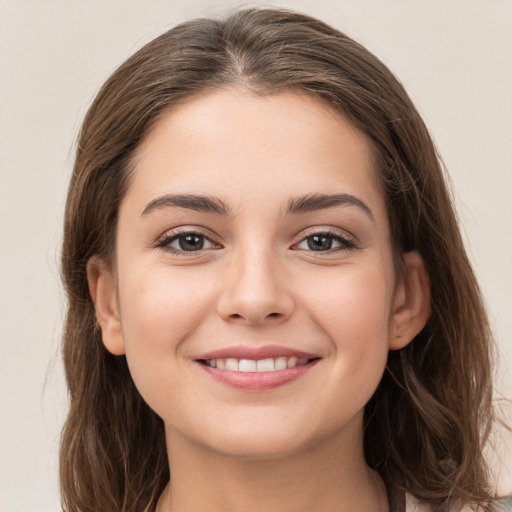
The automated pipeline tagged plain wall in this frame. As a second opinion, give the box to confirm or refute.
[0,1,511,510]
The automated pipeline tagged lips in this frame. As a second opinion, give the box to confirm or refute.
[196,344,317,361]
[195,345,321,390]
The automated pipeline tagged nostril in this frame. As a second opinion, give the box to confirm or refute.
[228,311,282,323]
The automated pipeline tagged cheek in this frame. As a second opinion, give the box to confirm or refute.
[302,262,393,383]
[121,275,198,342]
[306,262,393,335]
[116,265,215,391]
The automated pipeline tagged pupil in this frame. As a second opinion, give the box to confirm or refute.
[308,235,332,251]
[180,234,204,251]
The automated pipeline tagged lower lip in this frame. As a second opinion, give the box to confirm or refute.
[198,360,319,390]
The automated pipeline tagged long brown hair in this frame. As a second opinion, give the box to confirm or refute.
[60,8,497,511]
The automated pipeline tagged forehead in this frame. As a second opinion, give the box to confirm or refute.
[126,88,383,213]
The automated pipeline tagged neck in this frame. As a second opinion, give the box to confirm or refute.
[156,418,388,512]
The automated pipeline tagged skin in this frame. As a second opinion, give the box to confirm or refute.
[89,88,430,512]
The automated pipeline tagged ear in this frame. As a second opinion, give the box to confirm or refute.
[389,251,431,350]
[87,256,126,355]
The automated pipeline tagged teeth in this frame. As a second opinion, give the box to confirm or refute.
[204,356,312,372]
[239,359,257,372]
[225,358,239,371]
[274,357,287,370]
[256,358,274,371]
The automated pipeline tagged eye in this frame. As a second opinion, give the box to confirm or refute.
[156,231,218,253]
[294,231,355,252]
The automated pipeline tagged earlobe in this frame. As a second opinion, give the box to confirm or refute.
[389,251,431,350]
[87,256,126,355]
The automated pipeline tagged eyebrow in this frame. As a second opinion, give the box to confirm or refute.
[286,193,375,222]
[142,194,230,216]
[141,192,374,222]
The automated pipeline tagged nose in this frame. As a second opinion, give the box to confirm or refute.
[216,245,295,326]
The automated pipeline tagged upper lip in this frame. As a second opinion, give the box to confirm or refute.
[195,344,319,361]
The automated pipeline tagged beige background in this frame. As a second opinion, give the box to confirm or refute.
[0,1,511,510]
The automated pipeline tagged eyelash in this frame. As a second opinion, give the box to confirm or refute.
[155,228,357,255]
[155,229,220,254]
[292,229,357,253]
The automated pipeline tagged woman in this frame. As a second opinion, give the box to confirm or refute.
[60,8,501,512]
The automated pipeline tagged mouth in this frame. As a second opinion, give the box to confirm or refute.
[195,345,321,390]
[199,356,316,372]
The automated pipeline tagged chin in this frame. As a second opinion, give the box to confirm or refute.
[183,413,354,462]
[205,432,313,461]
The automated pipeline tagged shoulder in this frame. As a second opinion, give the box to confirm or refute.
[405,493,476,512]
[496,496,512,511]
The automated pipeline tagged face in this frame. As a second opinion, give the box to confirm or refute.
[91,88,428,460]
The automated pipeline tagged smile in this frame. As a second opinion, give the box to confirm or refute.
[203,356,311,372]
[195,345,321,390]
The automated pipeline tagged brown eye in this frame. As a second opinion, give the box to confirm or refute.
[177,234,205,251]
[307,234,333,251]
[294,232,355,252]
[157,232,217,253]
